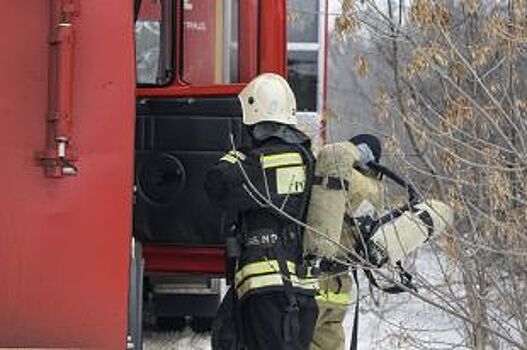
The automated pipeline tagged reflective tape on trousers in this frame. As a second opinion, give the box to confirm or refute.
[315,291,351,305]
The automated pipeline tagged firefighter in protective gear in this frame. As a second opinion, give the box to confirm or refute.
[206,73,318,350]
[307,134,385,350]
[305,135,454,350]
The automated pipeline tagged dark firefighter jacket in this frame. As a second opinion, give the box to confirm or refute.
[204,124,317,299]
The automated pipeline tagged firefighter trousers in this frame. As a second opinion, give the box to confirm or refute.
[241,291,318,350]
[310,273,352,350]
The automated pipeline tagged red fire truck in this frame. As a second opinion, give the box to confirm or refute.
[0,0,326,348]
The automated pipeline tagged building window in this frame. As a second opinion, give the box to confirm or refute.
[287,0,324,114]
[287,0,319,43]
[288,51,318,112]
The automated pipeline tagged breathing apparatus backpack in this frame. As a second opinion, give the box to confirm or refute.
[303,142,363,259]
[303,141,454,268]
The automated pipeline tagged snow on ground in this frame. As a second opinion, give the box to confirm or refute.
[344,248,467,350]
[346,287,465,350]
[144,299,463,350]
[145,249,467,349]
[144,328,210,350]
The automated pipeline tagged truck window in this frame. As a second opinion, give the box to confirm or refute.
[181,0,240,85]
[135,0,173,85]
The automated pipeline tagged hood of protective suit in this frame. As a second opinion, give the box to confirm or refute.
[251,122,310,145]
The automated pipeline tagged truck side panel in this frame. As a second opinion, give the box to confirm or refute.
[0,2,135,348]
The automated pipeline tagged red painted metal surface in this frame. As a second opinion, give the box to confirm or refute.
[259,0,287,76]
[0,1,135,348]
[144,246,225,275]
[138,83,244,98]
[38,0,79,177]
[181,0,217,85]
[239,0,259,82]
[137,0,162,21]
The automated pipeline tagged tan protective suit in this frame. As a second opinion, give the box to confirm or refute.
[306,142,384,350]
[306,142,454,350]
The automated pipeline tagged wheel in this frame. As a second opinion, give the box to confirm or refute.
[190,316,213,333]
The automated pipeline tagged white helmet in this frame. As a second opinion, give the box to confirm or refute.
[238,73,297,126]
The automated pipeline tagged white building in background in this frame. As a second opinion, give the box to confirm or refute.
[286,0,329,148]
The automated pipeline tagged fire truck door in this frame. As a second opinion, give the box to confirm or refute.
[0,1,135,348]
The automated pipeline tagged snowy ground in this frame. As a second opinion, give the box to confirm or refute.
[143,297,463,350]
[143,302,462,350]
[144,249,467,350]
[144,328,210,350]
